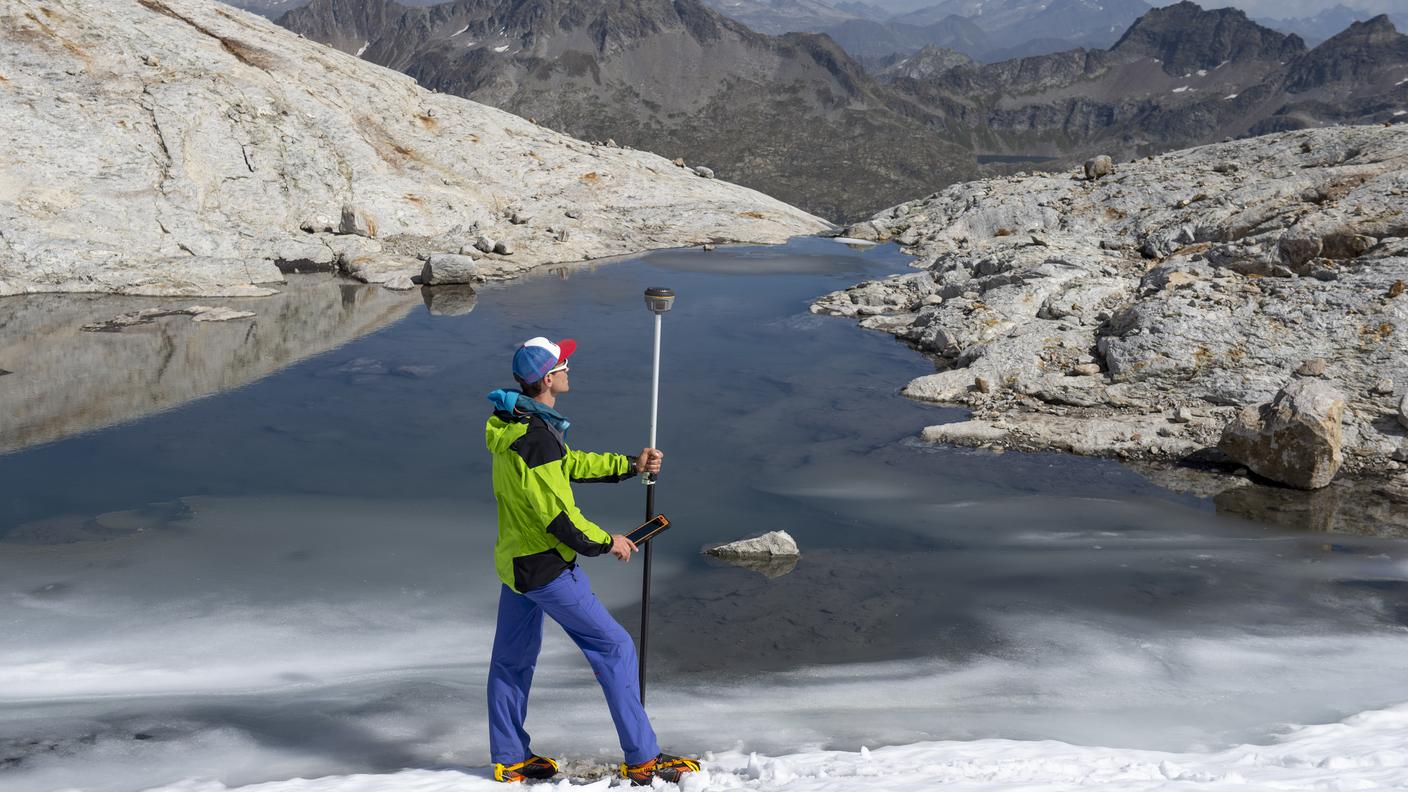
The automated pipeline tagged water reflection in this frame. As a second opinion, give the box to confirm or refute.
[0,277,417,454]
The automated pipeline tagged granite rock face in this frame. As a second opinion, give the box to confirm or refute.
[1219,379,1346,489]
[0,0,826,298]
[814,125,1408,477]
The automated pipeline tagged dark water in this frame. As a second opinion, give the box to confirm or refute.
[5,238,1408,791]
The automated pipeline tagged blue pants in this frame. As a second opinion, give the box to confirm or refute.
[487,565,660,765]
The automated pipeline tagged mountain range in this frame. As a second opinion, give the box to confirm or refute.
[276,0,979,221]
[274,0,1408,221]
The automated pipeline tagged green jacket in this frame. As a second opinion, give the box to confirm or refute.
[485,408,636,592]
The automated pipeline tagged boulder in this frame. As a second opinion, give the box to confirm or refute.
[493,240,515,256]
[706,530,799,558]
[1399,394,1408,431]
[474,236,497,254]
[1218,379,1346,489]
[692,166,715,179]
[339,205,378,238]
[1296,358,1328,377]
[1084,155,1115,180]
[420,253,477,286]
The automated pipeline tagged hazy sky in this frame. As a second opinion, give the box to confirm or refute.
[865,0,1403,18]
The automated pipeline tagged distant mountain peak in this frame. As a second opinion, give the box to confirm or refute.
[1112,0,1305,74]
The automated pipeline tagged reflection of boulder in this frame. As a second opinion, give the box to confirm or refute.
[421,285,478,317]
[5,500,193,545]
[0,277,415,453]
[1214,478,1408,538]
[707,553,799,579]
[704,530,800,579]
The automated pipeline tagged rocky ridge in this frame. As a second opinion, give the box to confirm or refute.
[0,0,827,298]
[815,124,1408,482]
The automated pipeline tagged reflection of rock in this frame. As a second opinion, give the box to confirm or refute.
[81,305,255,332]
[705,531,800,578]
[421,285,478,316]
[1219,379,1345,490]
[708,553,799,579]
[0,277,416,454]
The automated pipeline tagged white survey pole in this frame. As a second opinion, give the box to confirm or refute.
[639,287,674,703]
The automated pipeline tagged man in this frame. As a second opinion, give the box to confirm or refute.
[483,336,700,785]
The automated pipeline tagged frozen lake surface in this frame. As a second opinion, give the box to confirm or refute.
[4,239,1408,791]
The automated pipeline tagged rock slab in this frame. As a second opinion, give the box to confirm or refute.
[1219,379,1346,490]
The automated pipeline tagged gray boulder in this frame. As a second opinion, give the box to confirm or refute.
[420,253,477,286]
[706,530,799,557]
[474,236,497,254]
[493,240,514,256]
[1399,394,1408,431]
[1084,155,1115,180]
[1219,379,1346,489]
[692,166,715,179]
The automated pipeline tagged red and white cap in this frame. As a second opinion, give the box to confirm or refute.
[513,336,576,382]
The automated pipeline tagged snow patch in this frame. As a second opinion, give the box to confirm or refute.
[1172,86,1191,93]
[1396,111,1407,117]
[1224,94,1239,100]
[136,701,1408,792]
[493,45,508,53]
[354,41,369,57]
[449,25,469,38]
[1196,69,1208,77]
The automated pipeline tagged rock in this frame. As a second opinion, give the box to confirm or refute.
[1371,379,1395,396]
[0,0,826,297]
[509,211,532,225]
[974,375,993,394]
[421,285,478,316]
[1084,155,1115,180]
[343,256,422,288]
[1394,442,1408,463]
[474,236,497,254]
[702,243,715,251]
[1171,406,1193,423]
[493,240,514,255]
[1218,379,1346,490]
[565,208,581,219]
[1400,394,1408,430]
[692,166,715,179]
[1071,363,1101,376]
[672,158,686,167]
[813,125,1408,479]
[1296,358,1328,377]
[1391,280,1406,299]
[706,530,799,558]
[339,205,378,238]
[420,253,477,286]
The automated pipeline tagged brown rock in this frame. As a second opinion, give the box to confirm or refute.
[1389,280,1405,299]
[1296,358,1328,377]
[1218,379,1345,490]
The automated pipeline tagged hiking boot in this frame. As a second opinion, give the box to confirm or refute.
[620,753,700,785]
[493,754,559,782]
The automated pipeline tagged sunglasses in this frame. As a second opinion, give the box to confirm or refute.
[548,362,570,374]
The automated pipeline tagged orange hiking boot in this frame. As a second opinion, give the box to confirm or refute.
[620,753,701,785]
[493,754,559,782]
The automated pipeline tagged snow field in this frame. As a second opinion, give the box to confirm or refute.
[141,701,1408,791]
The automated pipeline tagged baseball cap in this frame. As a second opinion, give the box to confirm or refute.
[512,336,577,383]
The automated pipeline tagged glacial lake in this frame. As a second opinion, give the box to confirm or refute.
[5,237,1408,791]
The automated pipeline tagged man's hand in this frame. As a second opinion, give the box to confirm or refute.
[609,534,638,562]
[634,448,664,475]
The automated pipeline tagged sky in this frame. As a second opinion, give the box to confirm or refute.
[862,0,1403,19]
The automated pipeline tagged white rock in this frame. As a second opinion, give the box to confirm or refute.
[1219,379,1346,490]
[421,253,477,285]
[706,530,799,558]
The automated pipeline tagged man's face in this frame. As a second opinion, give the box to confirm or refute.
[544,362,570,396]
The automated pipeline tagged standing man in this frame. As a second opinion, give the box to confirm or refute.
[483,336,699,785]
